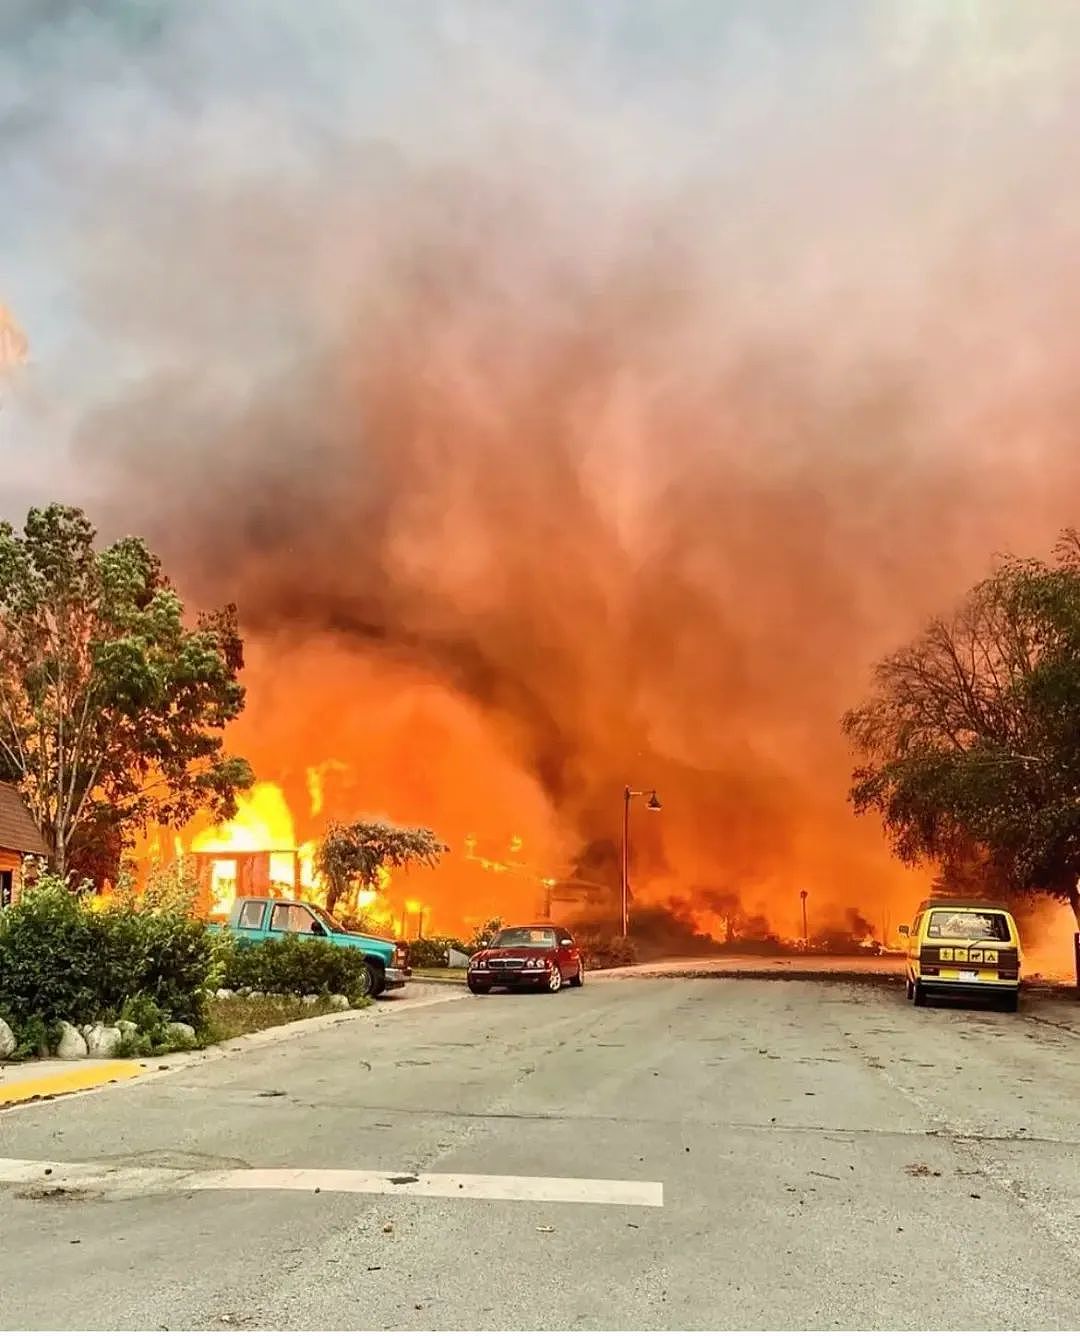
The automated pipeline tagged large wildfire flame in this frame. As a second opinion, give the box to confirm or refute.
[10,6,1080,961]
[178,775,551,939]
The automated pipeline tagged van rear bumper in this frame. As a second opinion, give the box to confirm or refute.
[919,978,1019,994]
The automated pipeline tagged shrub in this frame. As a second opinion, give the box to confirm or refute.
[0,873,214,1032]
[577,934,638,970]
[0,880,104,1025]
[407,936,468,969]
[215,933,375,1003]
[468,917,502,952]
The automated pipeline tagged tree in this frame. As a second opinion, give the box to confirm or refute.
[315,818,448,916]
[0,505,253,883]
[843,532,1080,928]
[468,916,502,952]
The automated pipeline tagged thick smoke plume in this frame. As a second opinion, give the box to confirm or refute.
[5,2,1080,937]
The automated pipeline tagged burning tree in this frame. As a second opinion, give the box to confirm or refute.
[315,818,448,916]
[843,532,1080,930]
[0,505,253,883]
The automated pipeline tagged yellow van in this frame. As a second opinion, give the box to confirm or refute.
[900,899,1021,1011]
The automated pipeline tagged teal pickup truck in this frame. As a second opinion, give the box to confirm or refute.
[214,897,410,998]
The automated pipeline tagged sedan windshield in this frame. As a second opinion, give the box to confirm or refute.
[491,927,557,949]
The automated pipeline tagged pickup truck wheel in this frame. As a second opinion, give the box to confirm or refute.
[367,963,386,999]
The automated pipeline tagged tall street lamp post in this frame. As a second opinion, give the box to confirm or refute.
[621,786,662,938]
[800,888,809,950]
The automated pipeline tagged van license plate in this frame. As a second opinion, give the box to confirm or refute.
[959,970,979,980]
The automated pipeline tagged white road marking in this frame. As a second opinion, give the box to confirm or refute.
[0,1158,662,1207]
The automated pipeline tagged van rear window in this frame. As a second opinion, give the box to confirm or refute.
[926,911,1009,941]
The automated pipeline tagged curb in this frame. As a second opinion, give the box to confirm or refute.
[0,1060,143,1109]
[0,985,472,1114]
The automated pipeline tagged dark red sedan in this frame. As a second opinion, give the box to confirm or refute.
[467,924,584,995]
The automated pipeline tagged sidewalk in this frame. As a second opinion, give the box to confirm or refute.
[0,1058,143,1108]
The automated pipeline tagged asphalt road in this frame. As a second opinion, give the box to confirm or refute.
[2,976,1080,1331]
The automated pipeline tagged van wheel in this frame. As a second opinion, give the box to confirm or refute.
[1001,991,1019,1013]
[906,977,914,1000]
[913,982,928,1007]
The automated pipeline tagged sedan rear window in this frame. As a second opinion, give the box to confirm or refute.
[491,928,557,948]
[926,911,1009,941]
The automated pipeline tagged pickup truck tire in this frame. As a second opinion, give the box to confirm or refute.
[366,962,386,999]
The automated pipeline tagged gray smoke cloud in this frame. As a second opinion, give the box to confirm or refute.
[4,1,1080,933]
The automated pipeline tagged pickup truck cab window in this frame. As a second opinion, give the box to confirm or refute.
[237,900,264,930]
[270,903,318,934]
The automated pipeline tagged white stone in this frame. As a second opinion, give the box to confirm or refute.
[0,1017,16,1060]
[327,994,350,1011]
[302,994,319,1006]
[248,990,264,999]
[214,988,235,1000]
[85,1024,122,1058]
[117,1020,138,1039]
[164,1021,197,1048]
[55,1021,88,1060]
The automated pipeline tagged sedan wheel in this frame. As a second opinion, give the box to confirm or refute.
[569,963,584,987]
[547,965,563,993]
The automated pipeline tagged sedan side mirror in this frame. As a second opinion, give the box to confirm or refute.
[898,925,910,937]
[559,938,573,947]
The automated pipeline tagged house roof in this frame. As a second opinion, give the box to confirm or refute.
[0,783,49,856]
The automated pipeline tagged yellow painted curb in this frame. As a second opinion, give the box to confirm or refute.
[0,1060,143,1107]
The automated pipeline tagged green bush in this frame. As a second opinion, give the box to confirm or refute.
[407,936,468,969]
[0,874,214,1033]
[576,934,638,970]
[215,933,375,1002]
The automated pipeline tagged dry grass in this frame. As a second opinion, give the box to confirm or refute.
[203,993,368,1043]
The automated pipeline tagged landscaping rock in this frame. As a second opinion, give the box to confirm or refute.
[302,994,319,1006]
[85,1024,122,1058]
[248,990,265,1000]
[327,994,350,1011]
[214,988,235,1000]
[0,1017,16,1059]
[164,1021,197,1047]
[117,1020,138,1039]
[55,1022,88,1060]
